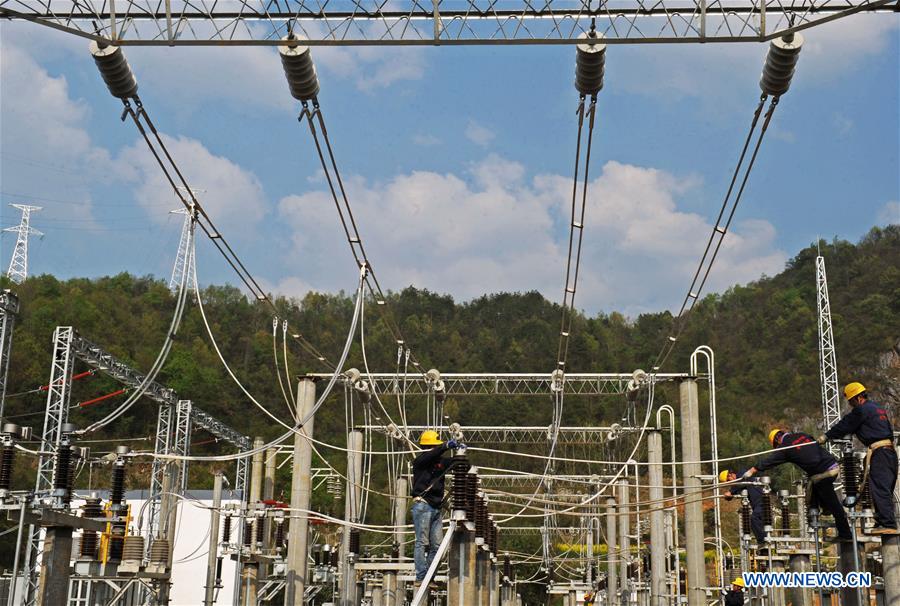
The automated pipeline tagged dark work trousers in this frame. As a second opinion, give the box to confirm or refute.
[869,447,898,527]
[810,476,853,539]
[750,506,766,543]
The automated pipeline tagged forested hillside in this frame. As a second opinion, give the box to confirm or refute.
[0,225,898,572]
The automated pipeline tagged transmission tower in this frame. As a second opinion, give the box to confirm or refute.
[168,188,201,291]
[816,253,841,454]
[3,204,43,284]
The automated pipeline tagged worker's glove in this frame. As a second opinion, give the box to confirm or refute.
[447,439,459,449]
[741,469,754,480]
[816,434,827,445]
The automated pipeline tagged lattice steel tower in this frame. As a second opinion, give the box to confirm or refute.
[816,254,841,453]
[169,207,196,291]
[4,204,43,284]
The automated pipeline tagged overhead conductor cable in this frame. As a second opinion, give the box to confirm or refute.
[89,41,333,371]
[652,33,802,371]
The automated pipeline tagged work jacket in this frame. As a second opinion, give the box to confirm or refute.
[825,400,894,446]
[724,589,745,605]
[756,432,837,476]
[412,445,451,508]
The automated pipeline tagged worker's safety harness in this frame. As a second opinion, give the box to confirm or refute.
[861,438,895,490]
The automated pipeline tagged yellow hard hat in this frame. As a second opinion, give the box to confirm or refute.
[732,577,745,588]
[719,470,731,483]
[768,428,783,447]
[844,382,866,401]
[419,430,443,446]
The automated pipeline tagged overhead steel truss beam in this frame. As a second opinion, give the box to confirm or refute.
[311,372,691,396]
[358,424,643,444]
[70,332,251,450]
[0,0,892,46]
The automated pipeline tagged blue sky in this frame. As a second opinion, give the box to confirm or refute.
[1,16,897,316]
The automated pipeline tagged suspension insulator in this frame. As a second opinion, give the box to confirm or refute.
[349,528,360,555]
[574,31,607,96]
[0,445,15,493]
[842,449,859,505]
[222,515,232,543]
[89,42,139,99]
[110,463,126,507]
[759,33,803,97]
[279,37,320,101]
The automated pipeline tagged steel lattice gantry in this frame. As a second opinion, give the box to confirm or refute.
[0,0,893,46]
[358,424,640,444]
[311,372,690,396]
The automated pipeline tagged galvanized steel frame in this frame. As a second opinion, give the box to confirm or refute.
[816,255,842,456]
[0,0,892,46]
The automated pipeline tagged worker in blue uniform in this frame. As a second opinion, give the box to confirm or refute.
[719,469,767,544]
[820,382,898,534]
[744,428,852,541]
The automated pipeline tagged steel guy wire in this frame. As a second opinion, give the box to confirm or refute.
[652,94,779,372]
[118,95,334,371]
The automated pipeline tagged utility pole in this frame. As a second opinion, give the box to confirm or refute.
[0,290,19,422]
[816,254,842,456]
[383,477,407,606]
[204,472,224,606]
[284,377,316,606]
[680,379,706,606]
[648,431,665,606]
[3,204,43,284]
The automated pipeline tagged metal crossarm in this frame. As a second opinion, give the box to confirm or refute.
[0,0,892,46]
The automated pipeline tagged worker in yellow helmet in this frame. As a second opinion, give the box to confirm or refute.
[725,577,746,605]
[819,382,898,534]
[718,469,766,543]
[743,427,852,542]
[411,430,464,587]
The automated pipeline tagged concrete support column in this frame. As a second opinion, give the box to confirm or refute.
[240,437,265,606]
[204,472,224,606]
[449,528,478,606]
[35,526,72,606]
[838,541,863,606]
[383,477,407,606]
[284,378,316,606]
[881,534,900,606]
[341,430,364,606]
[788,553,812,606]
[769,559,786,606]
[679,379,705,606]
[618,478,630,606]
[606,496,618,606]
[648,431,665,606]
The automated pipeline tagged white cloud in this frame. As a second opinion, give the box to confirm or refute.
[465,120,495,147]
[879,201,900,226]
[117,135,268,229]
[277,156,785,314]
[0,36,110,231]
